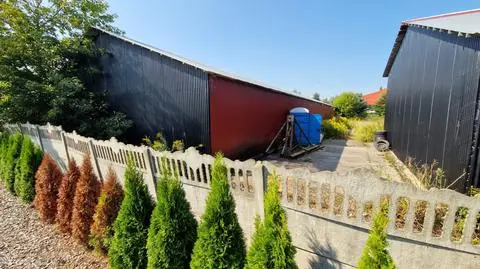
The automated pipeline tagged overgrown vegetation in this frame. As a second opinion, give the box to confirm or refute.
[147,172,197,269]
[56,160,81,234]
[405,158,446,189]
[190,154,246,269]
[108,160,153,269]
[2,133,23,193]
[357,200,395,269]
[245,173,297,269]
[34,154,63,223]
[0,0,132,139]
[352,117,384,143]
[332,92,368,118]
[90,168,124,254]
[71,154,101,244]
[13,135,42,202]
[143,132,169,151]
[172,140,185,152]
[322,117,352,139]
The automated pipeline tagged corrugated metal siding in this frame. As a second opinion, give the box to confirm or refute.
[95,32,210,152]
[209,75,334,159]
[386,27,480,191]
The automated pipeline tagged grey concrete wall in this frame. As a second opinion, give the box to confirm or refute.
[7,122,480,268]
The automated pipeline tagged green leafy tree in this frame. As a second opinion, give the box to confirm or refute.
[0,0,132,139]
[2,133,22,193]
[312,93,320,101]
[108,160,153,269]
[357,201,395,269]
[14,135,42,202]
[332,92,368,118]
[147,173,197,269]
[190,154,246,269]
[246,174,297,269]
[372,93,387,116]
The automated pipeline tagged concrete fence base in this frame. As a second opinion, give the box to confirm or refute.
[5,122,480,268]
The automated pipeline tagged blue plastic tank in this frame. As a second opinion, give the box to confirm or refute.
[290,108,322,146]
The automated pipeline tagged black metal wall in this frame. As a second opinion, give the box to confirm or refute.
[386,27,480,191]
[94,31,210,152]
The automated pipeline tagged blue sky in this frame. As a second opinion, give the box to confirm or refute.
[107,1,479,98]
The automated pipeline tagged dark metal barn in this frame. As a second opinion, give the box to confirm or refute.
[384,9,480,191]
[92,28,333,159]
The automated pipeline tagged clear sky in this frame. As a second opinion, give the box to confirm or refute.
[106,1,479,98]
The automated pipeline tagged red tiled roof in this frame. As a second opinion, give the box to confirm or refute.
[362,89,387,106]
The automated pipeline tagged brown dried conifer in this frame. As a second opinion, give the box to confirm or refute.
[34,154,63,223]
[71,153,101,244]
[56,159,81,234]
[90,168,124,254]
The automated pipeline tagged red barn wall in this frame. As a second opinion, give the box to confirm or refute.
[209,75,334,159]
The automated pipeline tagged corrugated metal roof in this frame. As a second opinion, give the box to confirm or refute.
[404,9,480,35]
[91,27,331,107]
[383,9,480,77]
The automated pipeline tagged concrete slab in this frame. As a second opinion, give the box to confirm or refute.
[263,139,403,182]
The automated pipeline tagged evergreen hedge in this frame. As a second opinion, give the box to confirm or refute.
[71,153,101,244]
[190,154,246,269]
[56,159,81,234]
[108,160,153,269]
[245,173,297,269]
[0,132,11,180]
[13,136,43,202]
[90,168,124,254]
[147,172,197,269]
[2,133,23,193]
[34,154,63,223]
[357,201,395,269]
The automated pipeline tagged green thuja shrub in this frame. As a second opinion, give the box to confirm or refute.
[246,173,297,269]
[2,133,23,193]
[0,132,10,175]
[147,173,197,269]
[14,136,43,202]
[357,201,395,269]
[190,154,246,269]
[108,160,153,269]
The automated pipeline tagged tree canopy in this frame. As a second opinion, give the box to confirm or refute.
[0,0,131,139]
[332,92,368,118]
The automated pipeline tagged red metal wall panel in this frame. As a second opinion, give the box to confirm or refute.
[209,75,334,159]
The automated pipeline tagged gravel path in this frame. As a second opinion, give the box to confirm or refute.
[0,186,107,269]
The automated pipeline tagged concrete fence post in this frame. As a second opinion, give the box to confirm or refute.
[35,125,44,152]
[255,162,266,220]
[87,139,103,182]
[143,148,158,200]
[60,132,70,163]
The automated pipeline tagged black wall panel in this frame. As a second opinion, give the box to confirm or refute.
[94,32,210,152]
[386,27,480,191]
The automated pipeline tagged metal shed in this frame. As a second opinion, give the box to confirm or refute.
[92,28,334,159]
[383,9,480,191]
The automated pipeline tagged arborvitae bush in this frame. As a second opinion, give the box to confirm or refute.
[56,159,81,234]
[357,201,395,269]
[147,172,197,269]
[108,160,153,269]
[71,153,101,244]
[246,174,297,269]
[0,132,10,165]
[34,154,63,223]
[90,168,124,254]
[2,133,23,193]
[190,154,246,269]
[14,136,43,202]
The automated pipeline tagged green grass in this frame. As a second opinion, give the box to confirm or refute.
[351,116,384,143]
